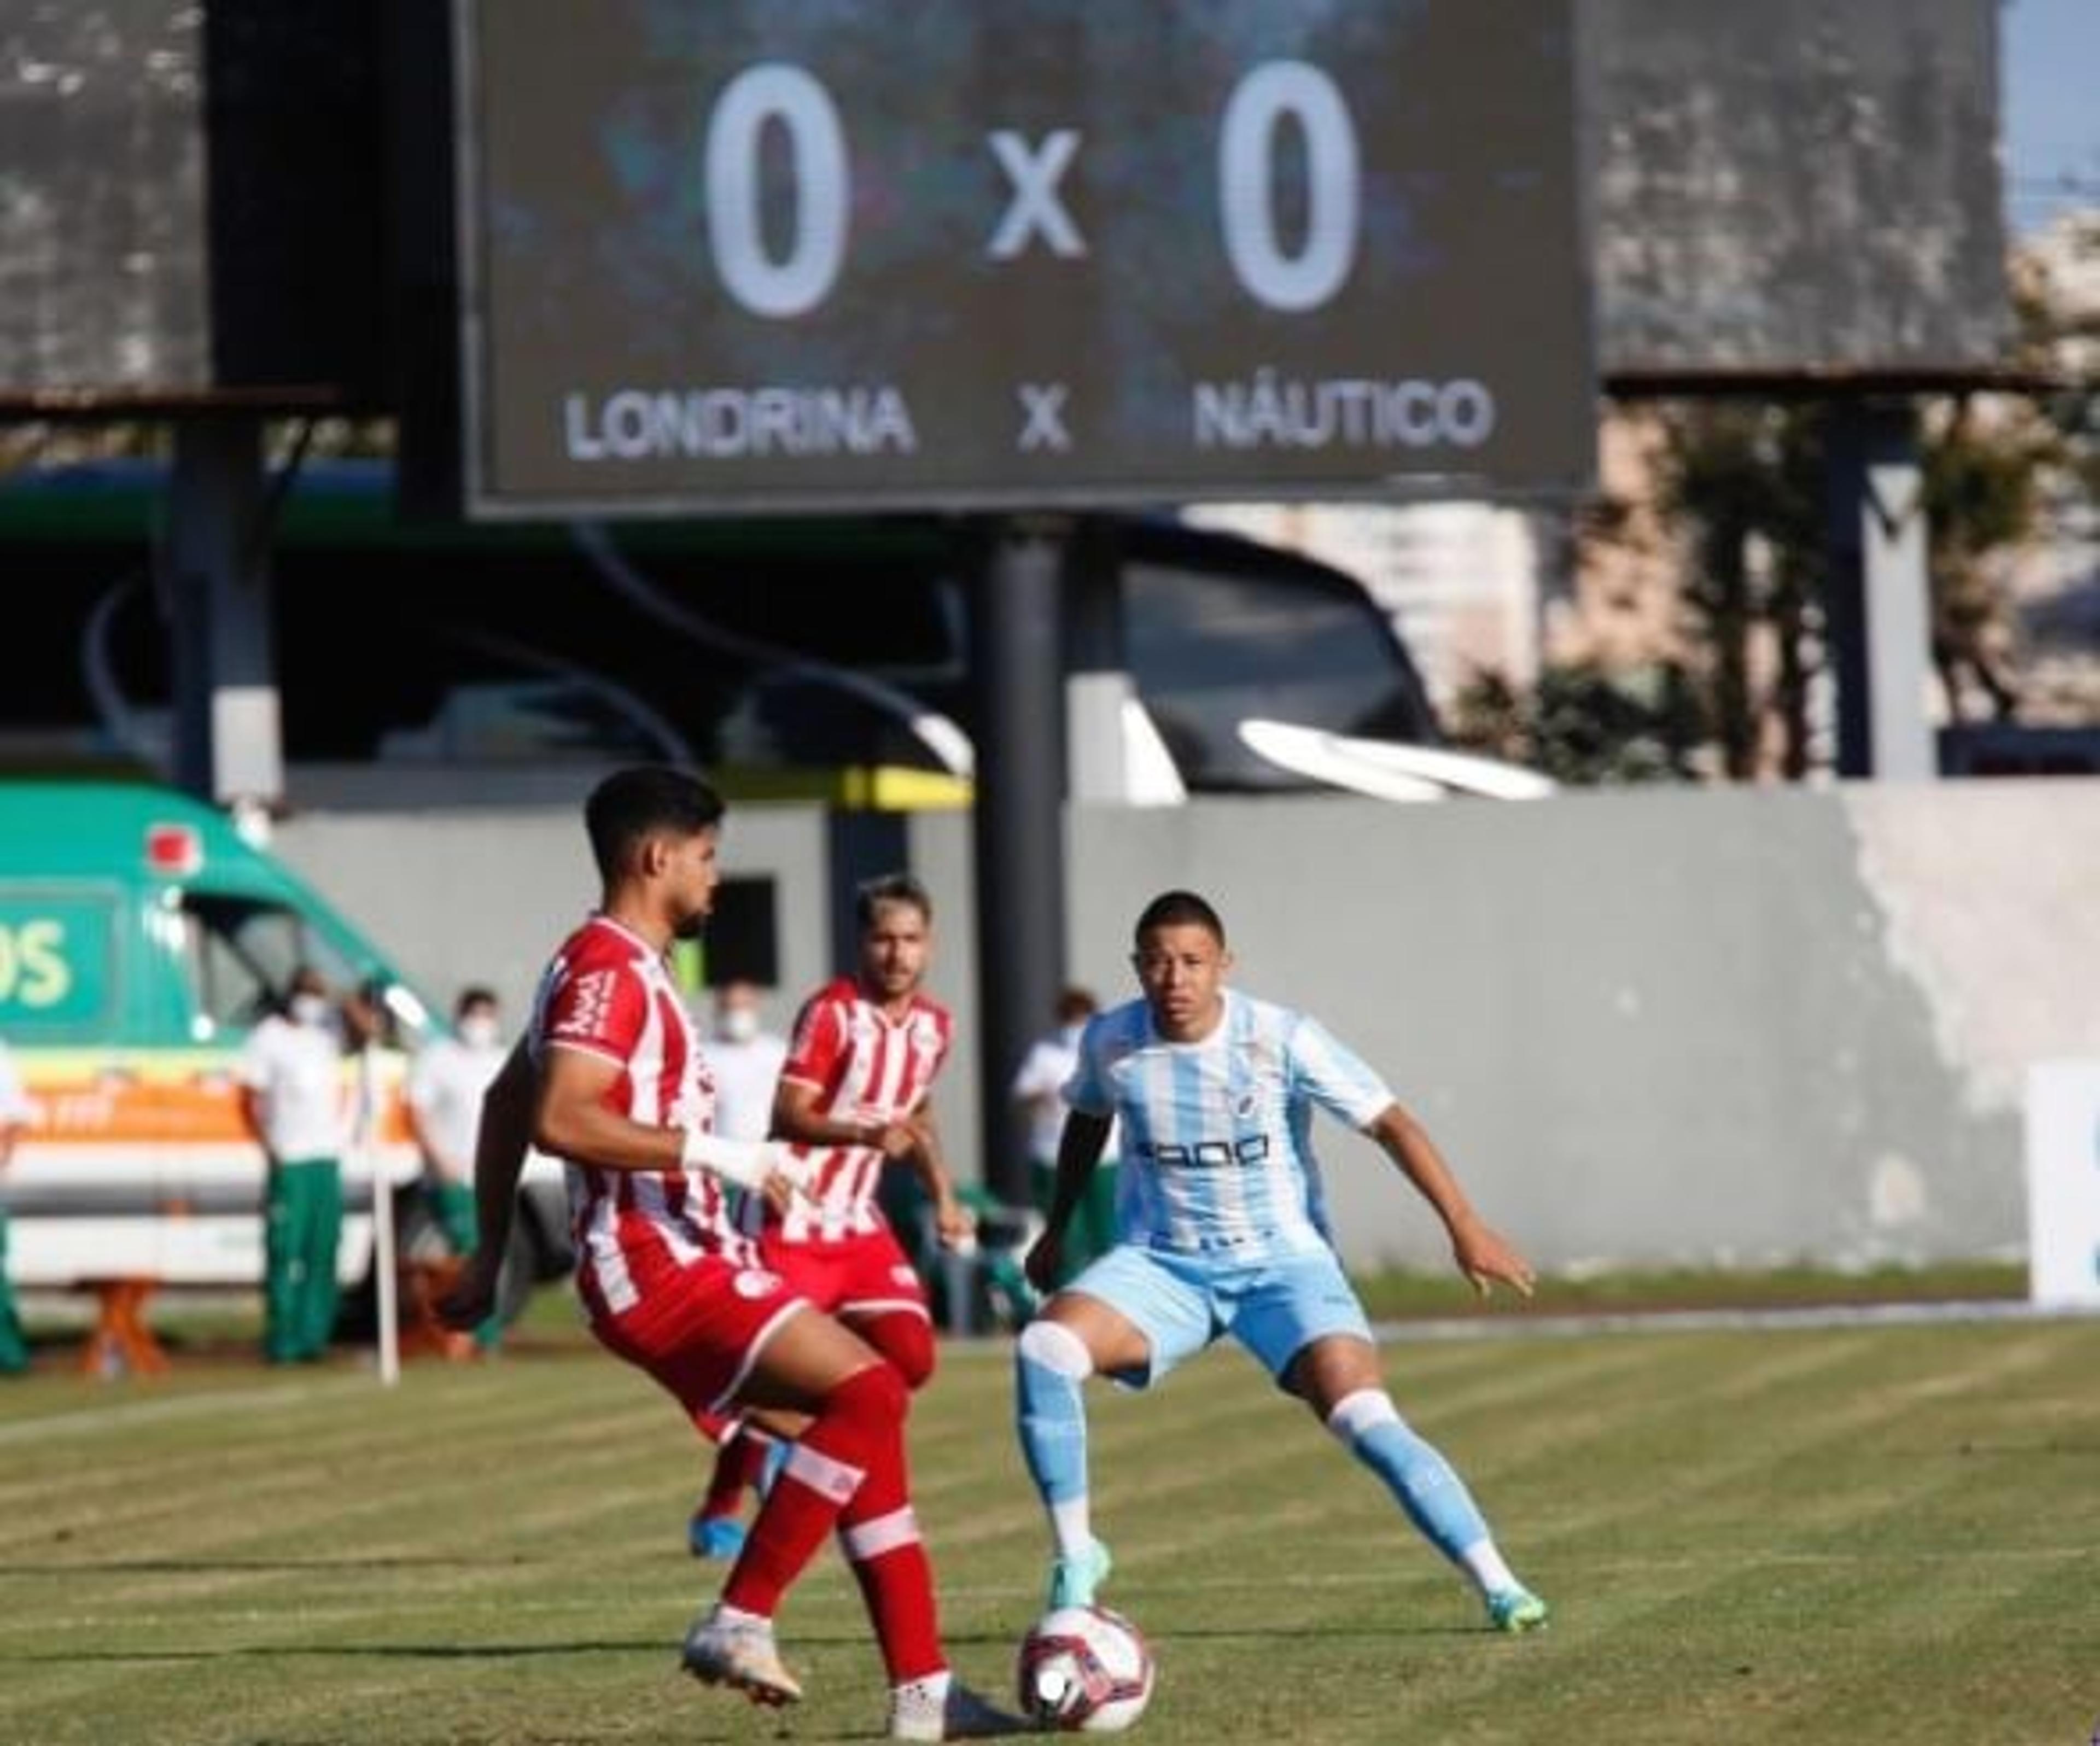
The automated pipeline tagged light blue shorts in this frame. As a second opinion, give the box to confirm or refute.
[1064,1242,1373,1389]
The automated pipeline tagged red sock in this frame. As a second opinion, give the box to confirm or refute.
[697,1429,772,1521]
[721,1364,903,1617]
[837,1420,945,1682]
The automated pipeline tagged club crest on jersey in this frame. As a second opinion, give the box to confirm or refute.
[732,1269,784,1300]
[891,1265,920,1288]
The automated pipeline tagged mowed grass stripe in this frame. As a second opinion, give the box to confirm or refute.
[1501,1327,2081,1557]
[3,1321,2097,1744]
[0,1365,692,1566]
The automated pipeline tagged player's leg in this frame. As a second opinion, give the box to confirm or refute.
[702,1306,1019,1734]
[1014,1248,1208,1609]
[587,1272,859,1704]
[689,1415,774,1559]
[829,1233,1028,1735]
[682,1229,831,1556]
[690,1310,901,1689]
[839,1224,941,1391]
[1250,1258,1546,1633]
[708,1234,929,1548]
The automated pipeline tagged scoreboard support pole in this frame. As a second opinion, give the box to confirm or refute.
[164,416,285,812]
[1824,399,1935,781]
[967,517,1069,1211]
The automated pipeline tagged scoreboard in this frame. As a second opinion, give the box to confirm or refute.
[453,0,1591,516]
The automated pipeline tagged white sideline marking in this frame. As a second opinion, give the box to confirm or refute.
[1371,1299,2100,1343]
[0,1378,358,1449]
[935,1297,2098,1362]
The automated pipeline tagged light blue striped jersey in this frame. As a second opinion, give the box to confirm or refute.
[1063,988,1394,1259]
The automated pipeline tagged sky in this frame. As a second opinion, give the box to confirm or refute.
[2002,0,2100,234]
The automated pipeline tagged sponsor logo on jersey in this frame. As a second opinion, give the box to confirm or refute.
[554,968,616,1041]
[1136,1134,1270,1167]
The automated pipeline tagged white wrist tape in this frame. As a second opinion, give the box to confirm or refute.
[770,1147,818,1193]
[679,1128,774,1190]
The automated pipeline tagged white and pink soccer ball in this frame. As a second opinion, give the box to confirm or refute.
[1016,1604,1156,1733]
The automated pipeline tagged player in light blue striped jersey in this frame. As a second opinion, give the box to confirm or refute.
[1014,890,1548,1634]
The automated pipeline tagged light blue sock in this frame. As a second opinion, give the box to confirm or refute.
[1016,1319,1096,1552]
[1328,1388,1492,1567]
[756,1435,789,1499]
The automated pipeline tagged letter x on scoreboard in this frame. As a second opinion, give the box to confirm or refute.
[453,0,1591,517]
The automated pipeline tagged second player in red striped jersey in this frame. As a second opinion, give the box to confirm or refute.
[690,874,975,1552]
[766,872,972,1375]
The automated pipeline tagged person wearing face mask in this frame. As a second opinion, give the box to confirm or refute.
[705,980,788,1147]
[407,986,510,1351]
[1011,986,1118,1289]
[236,966,351,1364]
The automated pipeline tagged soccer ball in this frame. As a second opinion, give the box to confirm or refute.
[1016,1604,1156,1733]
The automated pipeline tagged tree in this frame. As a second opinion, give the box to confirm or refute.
[1451,660,1706,785]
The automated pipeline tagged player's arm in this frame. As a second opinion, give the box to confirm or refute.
[1364,1102,1536,1299]
[772,1075,908,1153]
[768,996,917,1154]
[438,1038,535,1329]
[539,1044,792,1207]
[1024,1108,1113,1293]
[892,1103,973,1248]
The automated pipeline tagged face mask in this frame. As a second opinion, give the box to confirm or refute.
[290,994,332,1029]
[459,1014,501,1049]
[718,1006,760,1044]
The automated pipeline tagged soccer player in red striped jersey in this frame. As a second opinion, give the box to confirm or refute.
[441,769,1014,1741]
[689,873,974,1544]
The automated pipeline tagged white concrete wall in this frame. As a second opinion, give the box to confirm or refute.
[282,780,2100,1274]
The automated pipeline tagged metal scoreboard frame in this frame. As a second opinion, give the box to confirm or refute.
[451,0,1593,519]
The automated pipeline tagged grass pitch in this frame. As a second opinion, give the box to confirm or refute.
[0,1304,2093,1744]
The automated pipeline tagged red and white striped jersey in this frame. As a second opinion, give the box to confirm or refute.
[529,914,754,1317]
[769,976,953,1242]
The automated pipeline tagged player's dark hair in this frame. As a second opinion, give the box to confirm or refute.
[584,767,725,881]
[856,871,933,930]
[1133,890,1226,946]
[453,985,498,1017]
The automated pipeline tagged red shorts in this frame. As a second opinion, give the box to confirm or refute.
[586,1252,808,1426]
[759,1223,930,1325]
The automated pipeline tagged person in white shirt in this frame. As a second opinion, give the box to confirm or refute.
[407,986,510,1349]
[237,966,352,1364]
[1012,986,1119,1288]
[0,1036,34,1374]
[705,980,788,1144]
